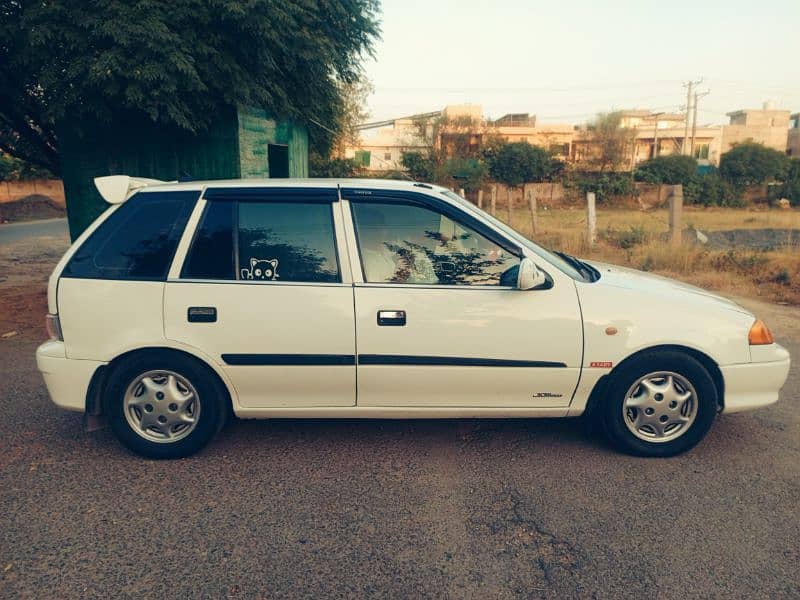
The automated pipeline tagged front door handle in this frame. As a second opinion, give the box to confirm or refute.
[377,310,406,326]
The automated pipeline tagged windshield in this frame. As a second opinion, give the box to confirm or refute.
[440,190,590,282]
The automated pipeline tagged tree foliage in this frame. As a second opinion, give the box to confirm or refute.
[0,152,53,181]
[587,111,635,172]
[0,0,381,174]
[401,151,436,182]
[485,142,563,187]
[634,155,698,186]
[308,153,358,178]
[719,142,790,188]
[444,158,487,192]
[565,171,635,203]
[775,159,800,206]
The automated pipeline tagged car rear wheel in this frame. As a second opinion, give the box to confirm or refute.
[107,351,227,459]
[600,350,718,457]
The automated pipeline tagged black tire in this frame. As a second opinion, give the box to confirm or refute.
[106,350,228,459]
[600,350,718,457]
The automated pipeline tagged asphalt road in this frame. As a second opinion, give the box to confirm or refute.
[0,218,68,244]
[1,336,798,599]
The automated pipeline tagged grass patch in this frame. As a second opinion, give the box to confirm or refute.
[497,206,800,305]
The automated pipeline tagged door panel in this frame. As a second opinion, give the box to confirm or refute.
[354,285,582,407]
[165,282,355,408]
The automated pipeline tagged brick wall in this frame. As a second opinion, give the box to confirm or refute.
[0,180,65,205]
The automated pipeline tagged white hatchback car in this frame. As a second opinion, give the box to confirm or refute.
[37,176,790,459]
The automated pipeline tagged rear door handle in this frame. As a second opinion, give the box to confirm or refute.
[188,306,217,323]
[377,310,406,326]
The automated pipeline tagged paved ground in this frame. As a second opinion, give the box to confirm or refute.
[0,218,68,244]
[1,336,798,598]
[1,227,798,598]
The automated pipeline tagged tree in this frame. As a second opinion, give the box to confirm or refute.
[776,159,800,206]
[486,142,562,187]
[308,154,358,178]
[401,151,436,182]
[719,142,790,189]
[444,158,487,193]
[587,111,635,172]
[634,155,698,186]
[0,1,381,174]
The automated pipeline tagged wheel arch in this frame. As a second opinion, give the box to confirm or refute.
[583,344,725,420]
[85,346,237,418]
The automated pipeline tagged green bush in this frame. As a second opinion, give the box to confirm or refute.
[400,151,436,182]
[689,172,742,207]
[719,142,790,188]
[775,159,800,206]
[565,171,635,203]
[634,155,698,186]
[309,153,359,178]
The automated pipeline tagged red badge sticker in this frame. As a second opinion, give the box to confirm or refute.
[590,361,613,368]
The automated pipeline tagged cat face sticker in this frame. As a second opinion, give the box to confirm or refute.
[241,258,279,281]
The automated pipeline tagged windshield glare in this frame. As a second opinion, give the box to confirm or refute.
[440,190,588,281]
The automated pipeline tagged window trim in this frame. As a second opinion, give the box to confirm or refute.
[177,188,344,284]
[345,191,522,287]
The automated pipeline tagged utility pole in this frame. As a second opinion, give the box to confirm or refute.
[682,78,702,155]
[690,90,710,157]
[652,112,664,159]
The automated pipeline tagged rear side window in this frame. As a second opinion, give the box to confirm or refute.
[181,199,340,283]
[181,201,235,280]
[62,190,198,281]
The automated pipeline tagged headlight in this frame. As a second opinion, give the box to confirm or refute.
[748,319,774,345]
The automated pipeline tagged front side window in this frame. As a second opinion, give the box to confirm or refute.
[352,202,519,286]
[63,190,198,281]
[182,199,340,283]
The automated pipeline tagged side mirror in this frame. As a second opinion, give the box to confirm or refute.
[517,257,547,290]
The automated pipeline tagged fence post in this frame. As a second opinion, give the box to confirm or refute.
[477,189,484,210]
[586,192,597,247]
[491,185,497,216]
[669,184,683,246]
[458,188,465,199]
[528,187,539,235]
[507,186,513,224]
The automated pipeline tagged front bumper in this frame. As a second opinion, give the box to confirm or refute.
[36,341,105,412]
[720,343,791,413]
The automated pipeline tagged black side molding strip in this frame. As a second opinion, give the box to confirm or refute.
[222,354,355,366]
[221,354,567,368]
[358,355,567,368]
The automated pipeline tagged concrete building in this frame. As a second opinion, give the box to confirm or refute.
[787,113,800,158]
[345,116,430,171]
[347,102,796,175]
[721,104,791,154]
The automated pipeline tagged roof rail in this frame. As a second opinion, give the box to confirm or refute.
[94,175,167,204]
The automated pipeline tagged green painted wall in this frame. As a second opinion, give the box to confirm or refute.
[237,106,309,178]
[60,106,309,239]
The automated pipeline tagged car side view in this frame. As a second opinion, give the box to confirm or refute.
[36,176,791,459]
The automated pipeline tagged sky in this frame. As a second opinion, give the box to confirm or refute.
[362,0,800,126]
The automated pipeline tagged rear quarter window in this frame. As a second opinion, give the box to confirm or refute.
[62,190,198,281]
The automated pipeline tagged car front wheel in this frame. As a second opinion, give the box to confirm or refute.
[600,350,718,457]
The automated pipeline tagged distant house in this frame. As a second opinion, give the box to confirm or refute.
[60,106,308,238]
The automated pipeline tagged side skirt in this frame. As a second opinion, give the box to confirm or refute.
[233,406,570,419]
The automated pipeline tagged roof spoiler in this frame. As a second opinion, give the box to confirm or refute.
[94,175,167,204]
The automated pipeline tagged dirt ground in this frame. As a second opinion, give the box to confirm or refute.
[0,195,66,223]
[0,229,68,340]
